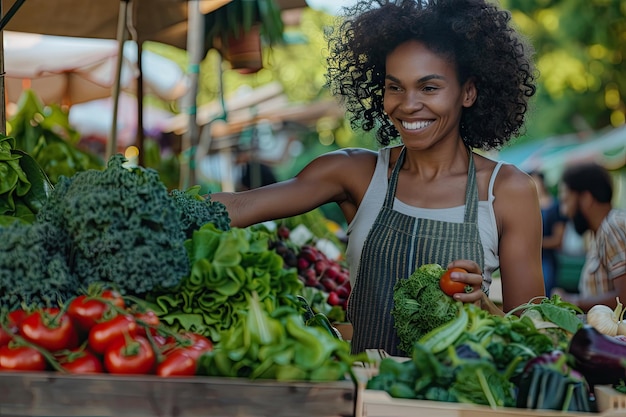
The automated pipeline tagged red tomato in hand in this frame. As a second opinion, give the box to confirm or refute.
[439,267,472,297]
[104,335,155,375]
[156,348,197,377]
[88,314,138,354]
[57,348,103,374]
[20,308,78,351]
[0,345,46,371]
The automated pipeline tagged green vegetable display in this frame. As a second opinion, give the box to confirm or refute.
[0,154,232,310]
[0,135,52,225]
[369,302,563,408]
[37,154,189,295]
[196,292,357,381]
[391,263,460,355]
[0,221,76,309]
[169,185,231,238]
[144,223,304,342]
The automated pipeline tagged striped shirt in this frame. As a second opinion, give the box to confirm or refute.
[579,209,626,297]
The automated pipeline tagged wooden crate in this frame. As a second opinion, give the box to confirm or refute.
[356,389,601,417]
[0,371,356,417]
[595,385,626,415]
[352,352,604,417]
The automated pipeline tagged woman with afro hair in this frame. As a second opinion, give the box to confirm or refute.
[211,0,546,355]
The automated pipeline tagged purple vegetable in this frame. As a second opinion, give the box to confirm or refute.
[568,325,626,386]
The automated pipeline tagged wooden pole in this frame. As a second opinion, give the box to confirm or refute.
[108,0,131,160]
[179,0,204,189]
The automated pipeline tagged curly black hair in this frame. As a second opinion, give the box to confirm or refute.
[325,0,537,150]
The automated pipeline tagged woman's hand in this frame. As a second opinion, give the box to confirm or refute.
[445,260,484,303]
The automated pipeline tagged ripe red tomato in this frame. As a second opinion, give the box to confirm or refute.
[133,310,160,336]
[67,296,110,332]
[0,345,46,371]
[7,309,28,333]
[88,314,138,354]
[58,348,103,374]
[104,335,155,375]
[156,348,197,377]
[439,267,472,296]
[101,289,126,309]
[20,308,78,351]
[177,332,213,359]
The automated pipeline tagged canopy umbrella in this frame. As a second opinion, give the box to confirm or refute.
[3,31,188,107]
[68,92,175,151]
[0,0,231,168]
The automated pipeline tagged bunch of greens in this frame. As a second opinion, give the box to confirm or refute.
[144,223,304,342]
[0,154,232,310]
[506,295,584,351]
[391,263,460,355]
[196,292,358,381]
[368,341,517,408]
[0,134,52,225]
[370,302,558,408]
[169,185,231,238]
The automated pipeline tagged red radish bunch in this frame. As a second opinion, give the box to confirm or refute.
[296,245,351,310]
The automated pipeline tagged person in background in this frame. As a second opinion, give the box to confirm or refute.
[552,163,626,312]
[529,170,567,296]
[209,0,545,355]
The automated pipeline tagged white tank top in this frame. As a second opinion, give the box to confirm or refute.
[345,146,505,290]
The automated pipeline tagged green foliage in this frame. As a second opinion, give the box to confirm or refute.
[169,186,231,238]
[204,0,285,51]
[0,222,77,310]
[36,154,189,296]
[391,264,460,355]
[145,223,303,342]
[0,135,52,225]
[7,90,103,184]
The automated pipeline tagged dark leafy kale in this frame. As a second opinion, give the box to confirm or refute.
[169,186,231,238]
[0,221,77,310]
[35,155,189,296]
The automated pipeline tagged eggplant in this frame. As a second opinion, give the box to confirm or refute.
[568,325,626,386]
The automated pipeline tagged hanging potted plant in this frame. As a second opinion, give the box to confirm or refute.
[204,0,285,73]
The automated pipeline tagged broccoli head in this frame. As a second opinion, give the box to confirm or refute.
[0,221,77,310]
[37,154,189,296]
[392,263,460,355]
[169,185,231,238]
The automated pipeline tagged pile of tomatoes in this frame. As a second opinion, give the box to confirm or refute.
[0,290,213,377]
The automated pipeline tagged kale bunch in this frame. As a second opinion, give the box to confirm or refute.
[36,154,190,297]
[169,185,230,239]
[392,263,460,355]
[0,221,77,310]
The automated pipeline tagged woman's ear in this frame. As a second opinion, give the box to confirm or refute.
[462,78,477,108]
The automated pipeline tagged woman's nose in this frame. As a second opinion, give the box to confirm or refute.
[401,91,424,111]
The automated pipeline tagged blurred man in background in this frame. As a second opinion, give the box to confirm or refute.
[552,163,626,312]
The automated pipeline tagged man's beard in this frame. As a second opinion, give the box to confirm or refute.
[572,208,590,235]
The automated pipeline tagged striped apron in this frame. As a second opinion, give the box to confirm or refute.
[347,147,485,356]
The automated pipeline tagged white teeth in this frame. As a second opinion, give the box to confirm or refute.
[402,120,432,130]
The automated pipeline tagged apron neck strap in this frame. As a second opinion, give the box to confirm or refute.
[383,147,480,224]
